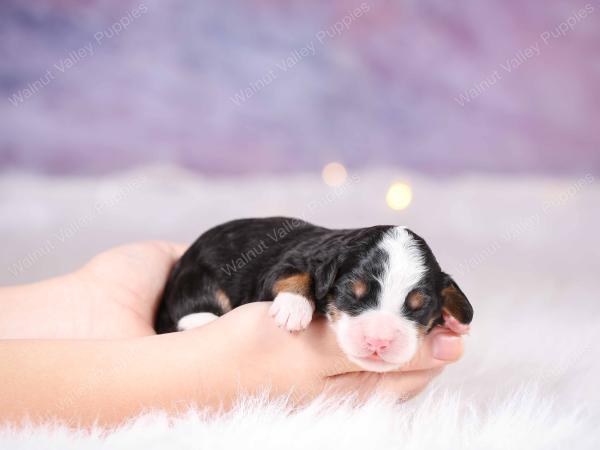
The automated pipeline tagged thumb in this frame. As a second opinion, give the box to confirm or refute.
[302,317,363,376]
[400,327,464,372]
[322,367,443,403]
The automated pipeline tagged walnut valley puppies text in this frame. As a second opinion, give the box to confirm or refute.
[7,3,148,107]
[230,3,371,106]
[454,3,594,106]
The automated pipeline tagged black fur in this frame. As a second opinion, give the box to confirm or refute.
[155,217,472,333]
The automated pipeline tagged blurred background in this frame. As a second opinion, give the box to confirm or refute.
[0,0,598,289]
[1,0,599,175]
[0,0,599,420]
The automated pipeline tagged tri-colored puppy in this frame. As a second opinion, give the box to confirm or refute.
[155,217,473,372]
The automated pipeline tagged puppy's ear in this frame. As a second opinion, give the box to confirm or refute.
[313,259,338,300]
[440,273,473,334]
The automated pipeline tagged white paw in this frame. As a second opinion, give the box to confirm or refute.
[177,312,218,331]
[269,293,315,331]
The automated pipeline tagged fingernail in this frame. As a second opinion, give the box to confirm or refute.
[432,334,462,361]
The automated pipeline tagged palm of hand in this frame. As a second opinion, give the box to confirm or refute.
[73,241,185,338]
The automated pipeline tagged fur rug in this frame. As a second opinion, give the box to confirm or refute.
[0,167,598,449]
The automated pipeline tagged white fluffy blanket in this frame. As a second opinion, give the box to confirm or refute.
[0,167,598,449]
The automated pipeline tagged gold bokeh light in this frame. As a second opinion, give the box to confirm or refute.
[386,182,413,210]
[321,162,348,187]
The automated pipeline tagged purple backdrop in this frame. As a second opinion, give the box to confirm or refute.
[1,0,599,175]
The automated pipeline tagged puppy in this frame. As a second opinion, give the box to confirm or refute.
[155,217,473,372]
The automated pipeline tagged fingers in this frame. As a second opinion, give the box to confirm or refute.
[323,367,443,403]
[230,303,464,380]
[136,241,188,261]
[233,302,464,377]
[84,241,188,267]
[317,324,465,376]
[442,310,471,335]
[400,327,464,372]
[165,242,188,259]
[299,316,365,375]
[374,367,443,400]
[228,303,362,376]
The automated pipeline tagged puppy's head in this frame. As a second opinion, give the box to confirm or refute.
[317,226,473,372]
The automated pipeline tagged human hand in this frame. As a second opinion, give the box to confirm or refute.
[0,302,464,426]
[194,302,464,406]
[74,241,186,337]
[0,245,465,424]
[0,241,186,339]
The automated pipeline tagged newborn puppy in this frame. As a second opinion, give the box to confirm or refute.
[155,217,473,372]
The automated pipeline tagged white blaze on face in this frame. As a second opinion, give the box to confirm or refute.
[376,227,427,314]
[333,227,428,372]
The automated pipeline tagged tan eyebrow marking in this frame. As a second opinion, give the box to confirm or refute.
[352,279,367,298]
[407,291,425,310]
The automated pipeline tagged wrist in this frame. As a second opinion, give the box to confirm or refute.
[151,319,253,411]
[0,274,87,339]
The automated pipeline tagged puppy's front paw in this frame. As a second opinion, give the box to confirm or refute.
[269,292,315,331]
